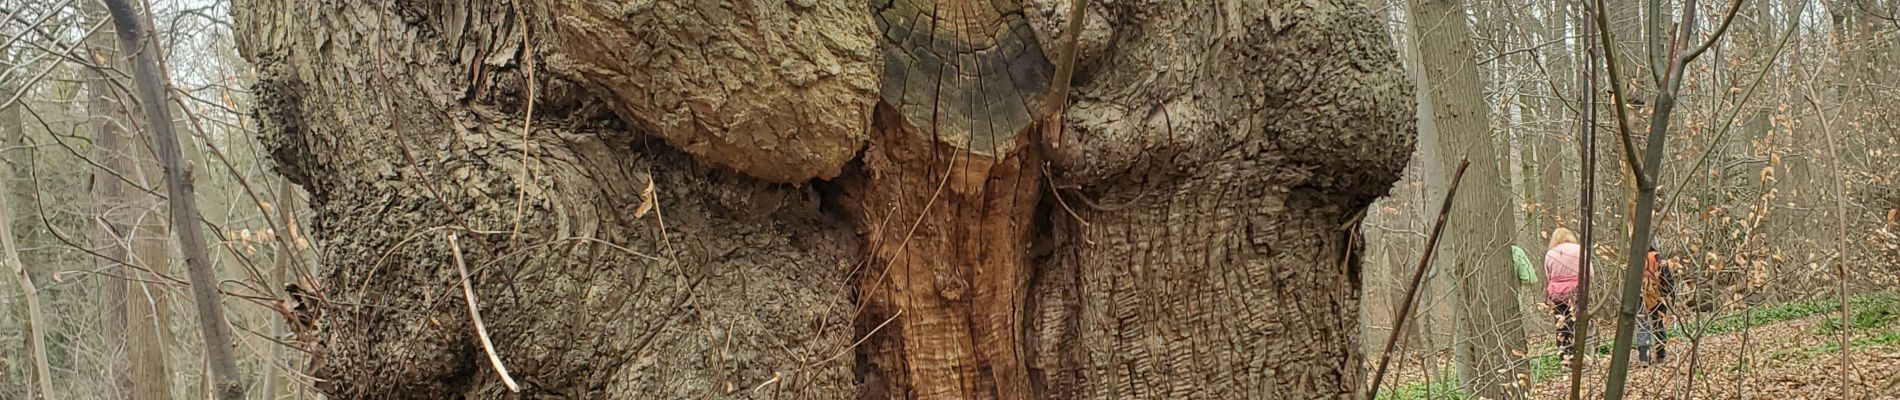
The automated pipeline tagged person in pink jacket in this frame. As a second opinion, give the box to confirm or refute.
[1545,228,1585,365]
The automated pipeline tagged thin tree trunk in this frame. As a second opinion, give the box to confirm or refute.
[263,179,297,399]
[1593,0,1743,392]
[1598,0,1651,317]
[83,0,137,394]
[100,0,247,398]
[1,53,56,400]
[1804,78,1855,400]
[84,2,180,397]
[1406,0,1533,396]
[2,164,55,400]
[1566,3,1599,397]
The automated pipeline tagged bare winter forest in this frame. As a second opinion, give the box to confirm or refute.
[0,0,1895,398]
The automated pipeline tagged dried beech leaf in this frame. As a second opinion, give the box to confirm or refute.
[634,179,657,218]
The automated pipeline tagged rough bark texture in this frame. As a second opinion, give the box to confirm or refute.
[841,115,1044,399]
[234,0,1413,398]
[1405,0,1532,396]
[1028,0,1412,397]
[541,0,880,183]
[235,1,860,397]
[1406,16,1459,359]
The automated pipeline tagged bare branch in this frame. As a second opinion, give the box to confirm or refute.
[1368,157,1472,399]
[1042,0,1089,149]
[0,17,109,111]
[99,0,247,396]
[1661,8,1803,219]
[1592,0,1650,189]
[1682,0,1748,64]
[0,0,79,59]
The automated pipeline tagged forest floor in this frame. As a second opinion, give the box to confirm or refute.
[1378,292,1900,399]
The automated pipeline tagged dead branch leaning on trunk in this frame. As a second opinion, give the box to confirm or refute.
[97,0,247,398]
[1369,157,1471,399]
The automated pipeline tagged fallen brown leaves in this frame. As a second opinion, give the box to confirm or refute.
[1528,315,1900,400]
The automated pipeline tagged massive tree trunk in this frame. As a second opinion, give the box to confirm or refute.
[234,2,865,398]
[233,0,1413,398]
[1009,4,1414,397]
[1405,0,1531,397]
[841,2,1053,396]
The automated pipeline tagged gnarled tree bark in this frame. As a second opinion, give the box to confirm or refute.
[233,0,1413,398]
[233,1,864,397]
[1027,0,1412,397]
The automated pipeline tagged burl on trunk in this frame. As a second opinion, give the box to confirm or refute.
[233,0,1412,398]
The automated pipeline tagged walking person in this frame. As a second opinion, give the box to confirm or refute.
[1545,228,1586,366]
[1638,246,1676,365]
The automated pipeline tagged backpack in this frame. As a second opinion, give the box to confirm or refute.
[1642,251,1670,311]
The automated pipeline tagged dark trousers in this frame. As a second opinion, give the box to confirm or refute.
[1643,307,1669,362]
[1554,301,1577,358]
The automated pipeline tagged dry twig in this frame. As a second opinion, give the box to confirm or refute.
[448,232,521,392]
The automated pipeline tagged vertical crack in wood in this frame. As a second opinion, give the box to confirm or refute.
[855,0,1056,398]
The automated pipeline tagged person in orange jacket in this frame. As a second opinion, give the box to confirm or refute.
[1638,246,1676,364]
